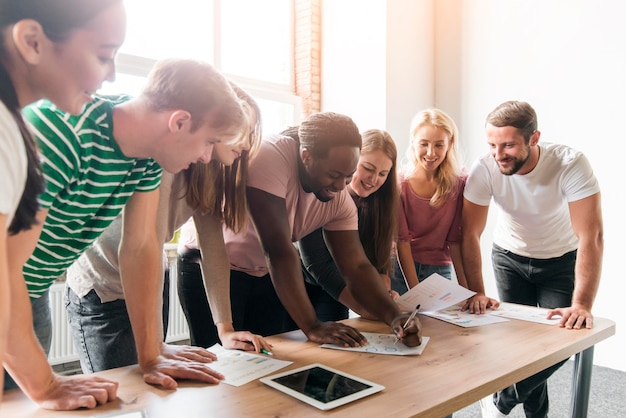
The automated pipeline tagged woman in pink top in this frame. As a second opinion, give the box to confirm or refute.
[395,108,468,292]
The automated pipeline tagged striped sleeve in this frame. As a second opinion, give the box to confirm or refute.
[23,103,81,209]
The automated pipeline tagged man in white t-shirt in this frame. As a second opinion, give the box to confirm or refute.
[223,112,421,347]
[461,101,603,418]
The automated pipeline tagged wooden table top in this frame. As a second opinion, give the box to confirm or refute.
[1,314,615,418]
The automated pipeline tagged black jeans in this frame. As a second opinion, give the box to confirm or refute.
[491,244,576,418]
[230,270,297,337]
[177,249,220,348]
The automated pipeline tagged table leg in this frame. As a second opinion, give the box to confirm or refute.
[570,345,594,418]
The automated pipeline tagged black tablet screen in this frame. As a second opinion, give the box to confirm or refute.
[272,366,372,403]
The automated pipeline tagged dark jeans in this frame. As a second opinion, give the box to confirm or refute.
[3,290,52,390]
[177,249,220,348]
[304,280,349,322]
[65,271,170,373]
[491,244,576,418]
[230,270,297,337]
[390,258,453,295]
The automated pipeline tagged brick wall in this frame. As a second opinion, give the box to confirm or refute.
[294,0,321,118]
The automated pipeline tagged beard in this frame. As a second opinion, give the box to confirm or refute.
[497,146,531,176]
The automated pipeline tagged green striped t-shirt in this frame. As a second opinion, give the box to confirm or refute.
[22,96,162,298]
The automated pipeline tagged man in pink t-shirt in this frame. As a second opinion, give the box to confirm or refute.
[223,112,421,347]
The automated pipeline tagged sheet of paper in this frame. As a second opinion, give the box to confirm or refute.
[487,302,561,325]
[320,332,429,356]
[396,273,476,312]
[207,344,292,387]
[421,304,509,327]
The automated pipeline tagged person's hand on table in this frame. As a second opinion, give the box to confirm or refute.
[141,350,224,389]
[547,304,594,329]
[305,321,367,347]
[461,294,500,314]
[391,313,422,347]
[30,373,118,410]
[220,330,272,353]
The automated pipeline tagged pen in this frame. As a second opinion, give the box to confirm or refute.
[260,348,273,356]
[402,304,421,330]
[395,304,421,343]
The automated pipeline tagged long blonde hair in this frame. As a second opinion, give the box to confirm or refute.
[403,108,462,208]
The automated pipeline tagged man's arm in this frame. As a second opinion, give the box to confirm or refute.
[323,229,421,347]
[194,212,270,352]
[547,193,603,329]
[246,187,366,347]
[4,210,118,410]
[460,198,499,313]
[119,190,222,389]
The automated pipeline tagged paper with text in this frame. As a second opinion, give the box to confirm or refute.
[321,332,429,356]
[396,273,476,312]
[487,302,561,325]
[421,303,510,327]
[207,344,292,386]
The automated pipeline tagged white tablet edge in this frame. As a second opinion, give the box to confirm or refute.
[259,363,385,411]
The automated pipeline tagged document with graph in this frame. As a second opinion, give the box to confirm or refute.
[396,273,476,313]
[207,344,292,386]
[321,332,430,356]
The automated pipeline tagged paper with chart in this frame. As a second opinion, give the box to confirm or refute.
[206,344,292,386]
[421,303,510,327]
[396,273,476,312]
[321,332,430,356]
[487,302,561,325]
[422,302,561,327]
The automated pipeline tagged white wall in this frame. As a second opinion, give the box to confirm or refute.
[322,0,624,372]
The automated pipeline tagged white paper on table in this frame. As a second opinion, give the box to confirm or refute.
[421,303,510,327]
[206,344,292,386]
[321,332,429,356]
[396,273,476,312]
[487,302,561,325]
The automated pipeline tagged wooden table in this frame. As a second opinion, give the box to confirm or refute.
[1,315,615,418]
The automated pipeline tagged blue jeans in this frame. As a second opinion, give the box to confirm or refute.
[390,260,452,295]
[177,249,220,348]
[65,272,170,373]
[3,290,52,391]
[491,244,576,418]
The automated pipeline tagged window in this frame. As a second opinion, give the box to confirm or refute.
[101,0,301,134]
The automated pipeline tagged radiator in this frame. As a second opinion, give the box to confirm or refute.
[48,253,190,366]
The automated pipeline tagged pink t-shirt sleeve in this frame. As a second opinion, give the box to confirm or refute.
[246,134,291,199]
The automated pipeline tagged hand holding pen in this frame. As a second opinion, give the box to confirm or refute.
[393,304,422,346]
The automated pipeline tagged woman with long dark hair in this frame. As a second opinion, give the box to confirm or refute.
[0,0,125,409]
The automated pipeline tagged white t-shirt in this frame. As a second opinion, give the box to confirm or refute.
[464,142,600,258]
[0,101,28,227]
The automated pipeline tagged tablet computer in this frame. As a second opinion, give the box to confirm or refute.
[260,363,384,411]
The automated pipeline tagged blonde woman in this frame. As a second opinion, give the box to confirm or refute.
[395,108,468,291]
